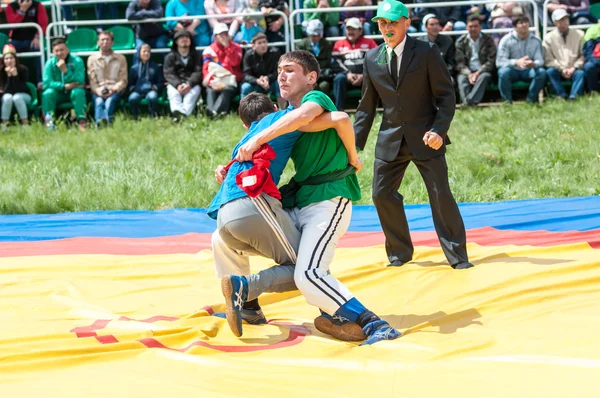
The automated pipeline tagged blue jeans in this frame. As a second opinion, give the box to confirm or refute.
[135,36,169,62]
[333,73,352,111]
[94,2,118,29]
[584,62,599,92]
[9,39,42,83]
[498,67,547,103]
[193,32,211,47]
[128,90,159,118]
[546,67,585,99]
[93,92,121,124]
[240,82,280,99]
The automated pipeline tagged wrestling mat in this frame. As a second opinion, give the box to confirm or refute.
[1,196,599,397]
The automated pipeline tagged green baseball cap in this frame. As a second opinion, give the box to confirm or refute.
[371,0,410,22]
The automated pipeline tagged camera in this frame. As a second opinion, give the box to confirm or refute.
[101,86,109,95]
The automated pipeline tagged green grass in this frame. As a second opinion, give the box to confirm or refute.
[1,96,599,214]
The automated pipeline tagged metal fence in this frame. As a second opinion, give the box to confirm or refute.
[0,23,46,71]
[542,0,596,37]
[45,11,290,60]
[289,0,540,49]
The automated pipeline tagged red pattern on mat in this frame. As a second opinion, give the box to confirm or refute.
[1,227,599,257]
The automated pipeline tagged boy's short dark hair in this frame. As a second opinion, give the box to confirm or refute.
[251,33,268,44]
[52,38,67,49]
[238,92,275,126]
[466,15,482,24]
[512,15,530,27]
[278,50,320,80]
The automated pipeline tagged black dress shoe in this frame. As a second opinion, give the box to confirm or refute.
[452,262,474,270]
[386,260,406,267]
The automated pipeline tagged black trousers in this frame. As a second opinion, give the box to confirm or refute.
[371,139,469,266]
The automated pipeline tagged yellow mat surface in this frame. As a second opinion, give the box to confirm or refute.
[2,242,600,397]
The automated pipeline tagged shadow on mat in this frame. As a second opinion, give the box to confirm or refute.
[382,308,483,335]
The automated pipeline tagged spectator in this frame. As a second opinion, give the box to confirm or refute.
[204,0,245,39]
[241,33,285,108]
[296,19,334,93]
[0,44,30,128]
[415,0,466,31]
[418,14,456,77]
[547,0,597,26]
[126,0,169,60]
[339,0,374,35]
[331,17,377,110]
[164,30,203,122]
[5,0,48,83]
[487,2,533,44]
[496,16,546,103]
[465,3,490,28]
[165,0,211,47]
[236,0,267,44]
[455,15,497,106]
[93,2,119,32]
[303,0,341,37]
[543,9,586,100]
[583,21,600,91]
[128,44,163,119]
[202,23,243,117]
[259,0,289,43]
[42,38,87,131]
[87,31,128,127]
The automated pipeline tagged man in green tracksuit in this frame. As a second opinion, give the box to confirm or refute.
[42,38,87,131]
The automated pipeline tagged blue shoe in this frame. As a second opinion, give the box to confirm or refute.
[242,308,268,325]
[221,275,248,337]
[314,312,365,342]
[360,320,401,346]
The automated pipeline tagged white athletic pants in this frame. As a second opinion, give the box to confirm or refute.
[290,197,355,315]
[167,84,201,116]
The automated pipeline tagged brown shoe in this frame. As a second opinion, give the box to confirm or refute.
[314,314,365,342]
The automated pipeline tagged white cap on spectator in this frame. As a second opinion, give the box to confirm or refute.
[422,13,438,27]
[214,23,229,35]
[551,9,569,22]
[346,18,362,29]
[306,19,324,36]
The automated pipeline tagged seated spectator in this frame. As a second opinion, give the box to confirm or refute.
[164,30,203,122]
[42,38,87,131]
[165,0,211,47]
[87,31,128,127]
[583,21,600,91]
[205,0,245,40]
[241,33,285,108]
[331,17,377,111]
[303,0,341,37]
[4,0,48,83]
[547,0,597,26]
[455,15,497,106]
[236,0,267,44]
[496,16,546,103]
[296,20,334,93]
[418,14,456,78]
[128,44,163,119]
[543,9,586,100]
[0,44,30,128]
[465,3,490,28]
[202,23,243,117]
[339,0,374,36]
[487,2,532,44]
[259,0,289,43]
[415,0,466,31]
[126,0,169,60]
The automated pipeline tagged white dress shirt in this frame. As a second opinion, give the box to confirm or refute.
[386,36,407,78]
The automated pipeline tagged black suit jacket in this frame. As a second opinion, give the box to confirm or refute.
[354,35,456,162]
